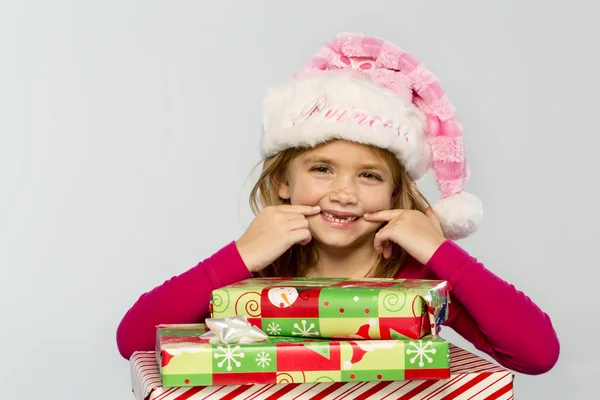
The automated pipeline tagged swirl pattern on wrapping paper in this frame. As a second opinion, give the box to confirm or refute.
[313,375,335,382]
[234,291,261,317]
[299,291,311,301]
[382,292,407,312]
[211,290,230,314]
[276,371,306,384]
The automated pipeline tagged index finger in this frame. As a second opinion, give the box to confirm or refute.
[424,207,444,235]
[363,209,404,221]
[279,204,321,215]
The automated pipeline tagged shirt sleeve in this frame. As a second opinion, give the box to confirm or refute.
[116,241,253,360]
[427,240,560,374]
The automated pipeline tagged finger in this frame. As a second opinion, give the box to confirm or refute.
[279,205,321,215]
[285,213,310,221]
[424,207,443,235]
[363,209,404,222]
[373,227,392,254]
[288,228,312,245]
[299,236,312,246]
[383,240,393,259]
[286,216,309,230]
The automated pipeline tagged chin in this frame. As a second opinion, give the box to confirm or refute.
[314,237,358,249]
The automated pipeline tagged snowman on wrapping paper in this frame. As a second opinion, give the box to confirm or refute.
[267,287,300,308]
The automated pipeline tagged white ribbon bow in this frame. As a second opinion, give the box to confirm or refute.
[200,315,268,344]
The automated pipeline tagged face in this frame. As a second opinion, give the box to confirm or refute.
[278,141,395,250]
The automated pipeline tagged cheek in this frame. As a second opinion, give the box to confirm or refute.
[288,176,328,204]
[361,187,394,210]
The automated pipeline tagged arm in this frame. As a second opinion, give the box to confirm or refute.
[427,240,560,375]
[116,241,253,360]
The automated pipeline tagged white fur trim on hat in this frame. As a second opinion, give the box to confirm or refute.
[261,70,432,181]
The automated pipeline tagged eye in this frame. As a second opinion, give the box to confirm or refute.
[310,165,332,174]
[361,172,383,181]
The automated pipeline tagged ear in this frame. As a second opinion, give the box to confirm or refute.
[277,176,291,200]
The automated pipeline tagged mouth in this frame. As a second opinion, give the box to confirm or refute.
[320,210,361,224]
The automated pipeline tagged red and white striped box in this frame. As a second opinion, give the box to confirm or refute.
[130,345,513,399]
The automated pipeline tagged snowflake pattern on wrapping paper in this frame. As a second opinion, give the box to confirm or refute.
[255,351,271,368]
[214,345,245,371]
[406,341,437,367]
[291,320,320,337]
[267,322,281,335]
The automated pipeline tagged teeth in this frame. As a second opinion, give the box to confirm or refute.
[322,212,358,223]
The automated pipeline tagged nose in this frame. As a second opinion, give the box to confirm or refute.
[328,187,358,205]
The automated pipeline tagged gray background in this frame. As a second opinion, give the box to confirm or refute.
[1,0,598,398]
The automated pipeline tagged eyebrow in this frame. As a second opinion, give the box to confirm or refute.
[302,156,338,166]
[302,156,389,173]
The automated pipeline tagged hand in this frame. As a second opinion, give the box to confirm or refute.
[363,207,446,265]
[236,205,321,273]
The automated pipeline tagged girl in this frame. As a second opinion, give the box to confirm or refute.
[116,33,559,375]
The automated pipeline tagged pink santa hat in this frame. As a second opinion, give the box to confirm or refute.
[261,32,483,240]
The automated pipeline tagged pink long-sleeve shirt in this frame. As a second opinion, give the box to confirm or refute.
[116,240,559,374]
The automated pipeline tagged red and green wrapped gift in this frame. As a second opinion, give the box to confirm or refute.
[157,321,450,387]
[209,277,450,340]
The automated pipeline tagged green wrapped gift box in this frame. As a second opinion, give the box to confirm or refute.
[210,277,450,340]
[157,323,450,387]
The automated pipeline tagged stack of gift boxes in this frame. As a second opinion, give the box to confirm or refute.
[156,277,452,387]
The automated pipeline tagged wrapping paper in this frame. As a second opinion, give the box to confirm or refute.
[210,277,450,340]
[132,345,514,400]
[157,323,449,387]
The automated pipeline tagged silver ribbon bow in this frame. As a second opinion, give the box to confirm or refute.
[200,315,268,344]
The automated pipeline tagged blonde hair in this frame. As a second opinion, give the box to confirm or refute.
[249,140,431,278]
